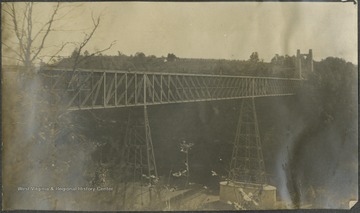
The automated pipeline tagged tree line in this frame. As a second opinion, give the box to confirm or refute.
[52,50,298,78]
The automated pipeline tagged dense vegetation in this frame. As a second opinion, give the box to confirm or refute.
[283,57,358,207]
[52,51,297,78]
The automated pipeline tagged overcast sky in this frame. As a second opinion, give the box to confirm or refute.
[2,2,358,64]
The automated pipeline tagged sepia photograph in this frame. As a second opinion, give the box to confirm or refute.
[1,1,358,211]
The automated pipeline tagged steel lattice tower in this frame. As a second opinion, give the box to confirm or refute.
[123,107,158,182]
[229,98,267,184]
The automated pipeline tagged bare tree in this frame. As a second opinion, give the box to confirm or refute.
[2,2,115,73]
[2,2,63,71]
[70,14,116,72]
[180,140,194,187]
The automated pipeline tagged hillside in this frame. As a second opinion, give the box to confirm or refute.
[53,52,297,78]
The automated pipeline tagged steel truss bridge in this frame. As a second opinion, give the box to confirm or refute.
[40,49,311,189]
[42,68,301,110]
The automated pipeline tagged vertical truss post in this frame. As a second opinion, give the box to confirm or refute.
[229,98,267,184]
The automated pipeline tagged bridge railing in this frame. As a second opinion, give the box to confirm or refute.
[40,68,302,110]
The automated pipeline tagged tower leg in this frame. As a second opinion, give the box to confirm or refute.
[123,108,158,181]
[122,108,159,208]
[144,105,158,180]
[143,105,159,203]
[229,98,266,184]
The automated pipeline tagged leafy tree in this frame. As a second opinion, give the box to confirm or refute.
[167,53,177,62]
[71,48,79,59]
[286,56,358,207]
[283,55,295,68]
[244,52,269,76]
[249,52,259,63]
[271,54,282,65]
[180,140,194,187]
[133,52,146,69]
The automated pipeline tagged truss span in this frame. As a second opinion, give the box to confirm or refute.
[41,68,302,111]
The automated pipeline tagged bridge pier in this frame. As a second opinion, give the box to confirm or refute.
[121,106,159,208]
[220,98,276,209]
[228,98,266,183]
[122,107,158,181]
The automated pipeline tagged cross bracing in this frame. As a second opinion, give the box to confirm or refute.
[41,68,301,111]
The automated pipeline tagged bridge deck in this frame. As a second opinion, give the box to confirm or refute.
[41,68,301,110]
